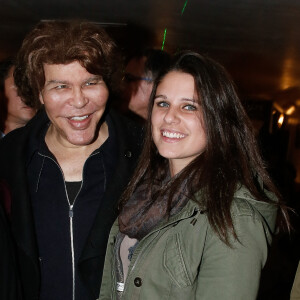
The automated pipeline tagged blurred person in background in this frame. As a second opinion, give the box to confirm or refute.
[119,49,170,122]
[0,58,36,137]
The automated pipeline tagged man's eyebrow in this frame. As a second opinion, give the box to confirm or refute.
[45,76,102,86]
[45,79,69,86]
[83,76,102,83]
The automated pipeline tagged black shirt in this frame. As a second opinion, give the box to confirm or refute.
[27,115,118,300]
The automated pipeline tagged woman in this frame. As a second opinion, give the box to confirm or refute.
[99,51,289,299]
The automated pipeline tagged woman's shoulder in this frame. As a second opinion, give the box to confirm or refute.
[232,186,277,215]
[231,185,278,237]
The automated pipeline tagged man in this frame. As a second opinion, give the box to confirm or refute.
[0,59,36,137]
[0,21,143,300]
[120,49,170,121]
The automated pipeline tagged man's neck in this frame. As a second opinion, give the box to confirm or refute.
[45,122,109,181]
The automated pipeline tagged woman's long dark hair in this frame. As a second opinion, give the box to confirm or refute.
[120,51,290,245]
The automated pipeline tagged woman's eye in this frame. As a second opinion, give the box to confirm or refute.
[157,101,169,108]
[183,104,197,111]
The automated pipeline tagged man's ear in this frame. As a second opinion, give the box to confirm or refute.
[39,92,44,105]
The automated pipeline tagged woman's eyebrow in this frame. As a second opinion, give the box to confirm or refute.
[154,94,167,99]
[181,98,197,103]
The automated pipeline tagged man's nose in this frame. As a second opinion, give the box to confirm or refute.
[71,87,88,108]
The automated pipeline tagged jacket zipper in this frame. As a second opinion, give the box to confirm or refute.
[121,230,161,297]
[64,171,83,300]
[120,207,200,297]
[69,204,75,300]
[38,153,83,300]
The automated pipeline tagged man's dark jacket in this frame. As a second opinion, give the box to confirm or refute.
[0,108,143,300]
[0,180,22,300]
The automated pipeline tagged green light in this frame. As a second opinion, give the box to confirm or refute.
[181,0,188,15]
[161,28,167,50]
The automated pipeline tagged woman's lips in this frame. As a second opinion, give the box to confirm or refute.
[161,129,186,139]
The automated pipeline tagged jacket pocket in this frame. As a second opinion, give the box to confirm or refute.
[163,232,192,288]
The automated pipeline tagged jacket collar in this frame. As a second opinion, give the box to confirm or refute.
[109,199,202,243]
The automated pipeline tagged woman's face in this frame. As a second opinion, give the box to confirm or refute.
[151,71,207,176]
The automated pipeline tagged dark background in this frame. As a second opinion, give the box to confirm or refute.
[0,1,299,298]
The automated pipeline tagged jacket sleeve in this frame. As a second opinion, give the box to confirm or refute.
[98,242,113,300]
[195,211,270,300]
[98,221,119,300]
[291,261,300,300]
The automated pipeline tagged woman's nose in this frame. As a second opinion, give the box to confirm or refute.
[163,106,179,124]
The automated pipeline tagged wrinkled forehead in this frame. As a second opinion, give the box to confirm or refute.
[42,61,94,80]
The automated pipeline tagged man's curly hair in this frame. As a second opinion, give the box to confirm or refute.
[14,20,120,109]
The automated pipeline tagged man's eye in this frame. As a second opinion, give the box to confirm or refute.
[55,84,67,89]
[85,81,98,86]
[183,104,197,111]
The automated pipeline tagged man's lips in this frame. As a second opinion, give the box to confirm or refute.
[66,113,93,129]
[68,114,90,121]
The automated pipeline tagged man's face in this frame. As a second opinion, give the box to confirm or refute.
[4,66,36,126]
[122,56,153,119]
[40,61,109,147]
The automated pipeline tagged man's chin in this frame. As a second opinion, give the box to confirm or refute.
[67,137,96,147]
[63,130,97,146]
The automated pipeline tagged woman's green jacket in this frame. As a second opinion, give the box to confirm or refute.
[99,186,278,300]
